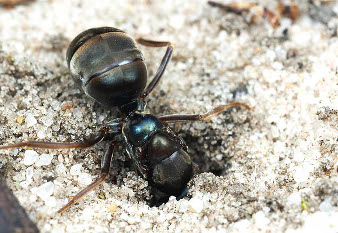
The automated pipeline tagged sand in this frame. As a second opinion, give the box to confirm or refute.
[0,0,337,232]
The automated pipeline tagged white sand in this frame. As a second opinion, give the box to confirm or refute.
[0,1,337,232]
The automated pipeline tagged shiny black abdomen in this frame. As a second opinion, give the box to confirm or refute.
[146,131,192,196]
[66,27,147,107]
[123,113,193,197]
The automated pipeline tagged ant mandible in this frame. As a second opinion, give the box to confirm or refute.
[0,27,251,213]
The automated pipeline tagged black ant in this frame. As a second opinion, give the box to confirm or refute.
[0,27,251,213]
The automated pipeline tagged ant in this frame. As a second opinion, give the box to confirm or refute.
[0,27,251,213]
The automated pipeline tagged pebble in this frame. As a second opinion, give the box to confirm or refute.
[20,167,34,188]
[32,182,54,200]
[254,211,270,230]
[26,114,37,128]
[37,129,46,139]
[231,219,251,232]
[41,115,53,127]
[24,150,39,166]
[293,150,305,162]
[78,173,93,186]
[287,192,301,206]
[35,153,53,166]
[70,164,82,176]
[293,166,310,183]
[189,197,204,213]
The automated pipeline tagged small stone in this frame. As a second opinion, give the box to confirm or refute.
[26,167,34,181]
[35,153,53,166]
[189,197,204,213]
[231,219,251,232]
[41,116,53,127]
[37,129,46,139]
[73,107,83,119]
[78,172,92,186]
[50,100,60,110]
[293,166,310,183]
[70,164,82,176]
[194,122,206,130]
[216,154,223,160]
[16,115,24,124]
[21,167,34,188]
[32,182,54,200]
[24,150,39,166]
[293,150,305,162]
[254,211,270,230]
[55,163,66,175]
[26,114,37,128]
[108,203,117,212]
[61,101,73,111]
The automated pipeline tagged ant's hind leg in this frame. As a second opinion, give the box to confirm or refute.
[58,141,115,214]
[158,102,252,123]
[0,126,111,150]
[136,38,174,99]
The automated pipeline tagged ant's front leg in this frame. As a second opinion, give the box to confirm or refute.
[0,126,112,150]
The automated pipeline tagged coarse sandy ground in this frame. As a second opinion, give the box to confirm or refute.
[0,0,337,232]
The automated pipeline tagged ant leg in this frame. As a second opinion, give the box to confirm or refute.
[58,141,115,214]
[136,38,174,99]
[0,126,111,150]
[158,102,252,123]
